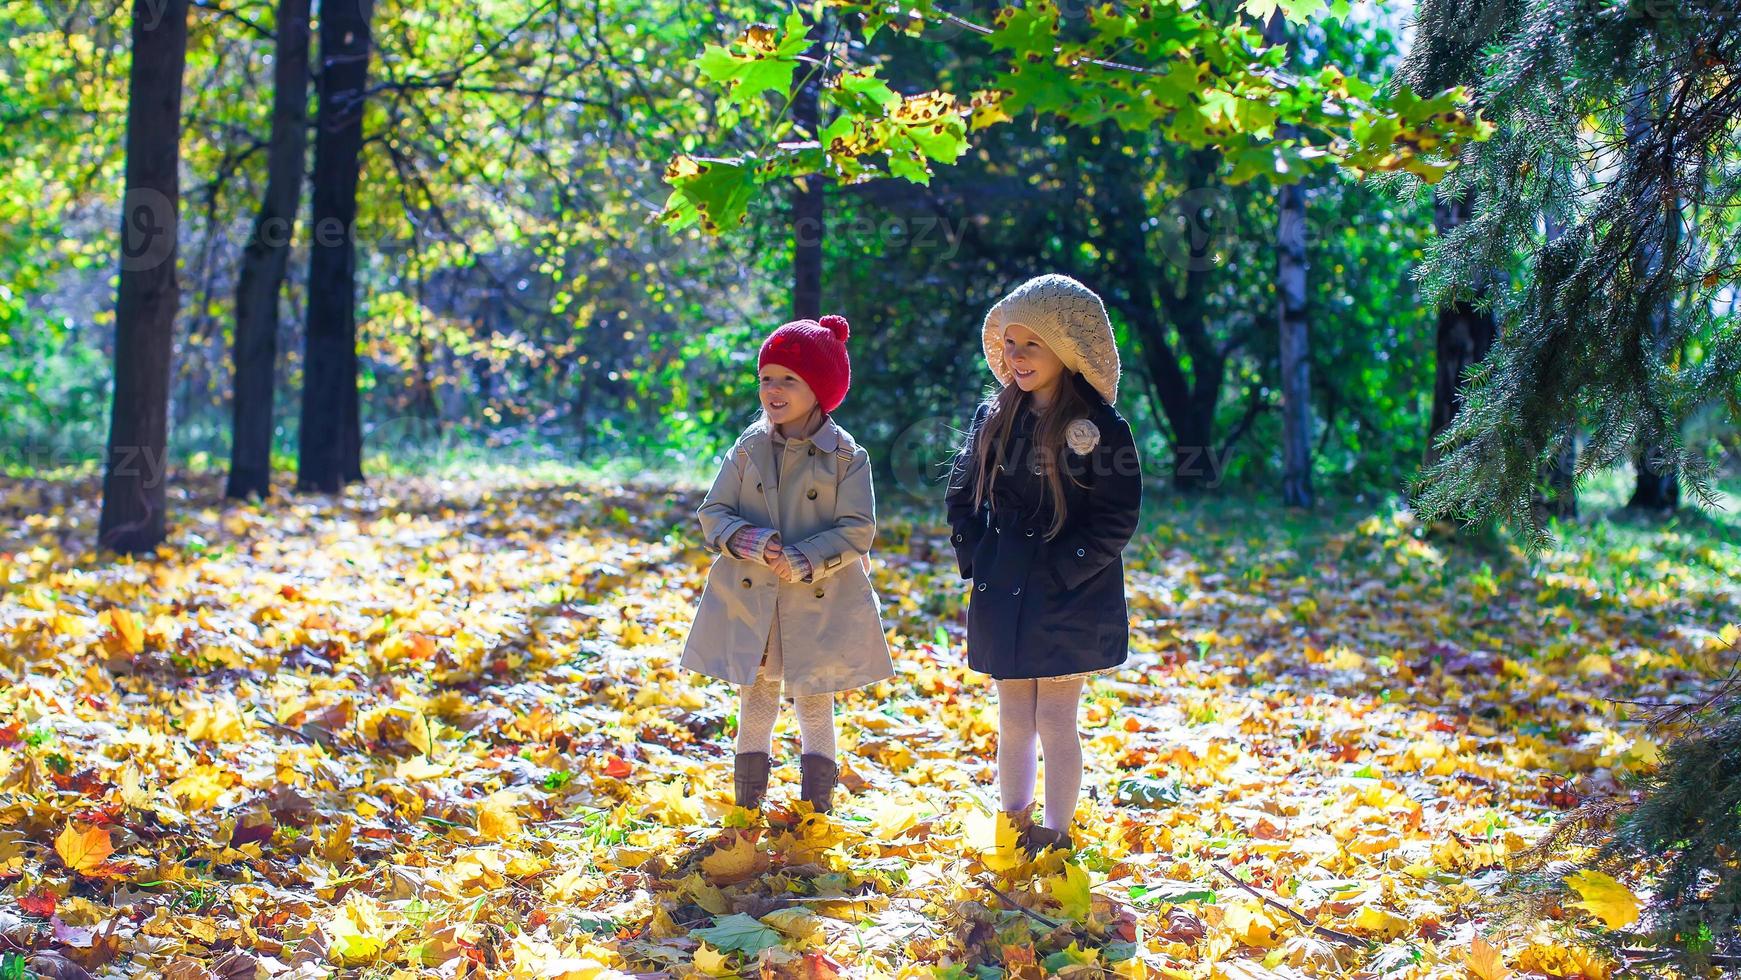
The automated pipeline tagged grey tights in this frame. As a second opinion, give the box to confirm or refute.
[996,677,1086,831]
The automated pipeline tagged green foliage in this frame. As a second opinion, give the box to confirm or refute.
[660,0,1491,232]
[0,288,108,464]
[1606,686,1741,964]
[1395,0,1741,549]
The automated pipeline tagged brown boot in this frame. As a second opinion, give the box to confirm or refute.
[1022,823,1075,856]
[733,752,770,809]
[799,754,838,814]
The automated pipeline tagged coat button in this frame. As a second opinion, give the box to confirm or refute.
[952,533,963,543]
[975,582,987,592]
[756,482,763,492]
[1025,527,1035,537]
[1075,547,1086,557]
[806,488,818,500]
[1012,586,1022,596]
[808,446,817,456]
[813,587,825,598]
[741,577,752,588]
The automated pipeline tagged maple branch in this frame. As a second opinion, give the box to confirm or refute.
[1213,863,1365,948]
[975,874,1062,930]
[1620,948,1741,968]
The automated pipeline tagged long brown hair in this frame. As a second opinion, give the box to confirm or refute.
[964,371,1092,539]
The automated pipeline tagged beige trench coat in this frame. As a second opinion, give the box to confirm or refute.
[680,416,895,696]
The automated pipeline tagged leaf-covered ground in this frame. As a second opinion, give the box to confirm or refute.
[1,471,1737,979]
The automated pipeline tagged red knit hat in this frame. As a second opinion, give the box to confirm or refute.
[758,314,853,413]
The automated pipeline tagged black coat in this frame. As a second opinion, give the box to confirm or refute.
[945,372,1144,680]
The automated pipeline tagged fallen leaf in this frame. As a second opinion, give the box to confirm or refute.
[1466,935,1509,980]
[53,822,114,875]
[1565,870,1639,930]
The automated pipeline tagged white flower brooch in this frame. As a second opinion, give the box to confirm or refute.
[1065,418,1100,455]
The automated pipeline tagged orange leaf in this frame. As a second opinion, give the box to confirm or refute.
[99,608,144,657]
[19,890,57,917]
[54,821,115,874]
[1466,935,1509,980]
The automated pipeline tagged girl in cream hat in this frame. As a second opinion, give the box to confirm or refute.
[945,274,1144,853]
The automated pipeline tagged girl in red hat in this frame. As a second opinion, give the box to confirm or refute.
[680,314,895,815]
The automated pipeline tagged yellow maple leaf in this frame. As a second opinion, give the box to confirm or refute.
[1465,935,1509,980]
[168,765,233,811]
[761,906,825,945]
[54,821,114,874]
[325,895,386,966]
[1517,941,1611,979]
[964,806,1026,873]
[1565,870,1639,930]
[404,708,434,755]
[1351,904,1411,940]
[1047,861,1092,921]
[99,607,144,656]
[394,755,450,781]
[477,790,523,840]
[1223,901,1287,949]
[182,699,249,742]
[692,942,735,976]
[700,831,767,885]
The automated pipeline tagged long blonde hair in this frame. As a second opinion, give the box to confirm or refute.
[965,372,1092,540]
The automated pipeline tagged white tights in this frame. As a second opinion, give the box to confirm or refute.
[735,672,836,761]
[734,609,836,761]
[996,677,1086,830]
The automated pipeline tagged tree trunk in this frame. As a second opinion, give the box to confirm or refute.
[1276,178,1312,507]
[226,0,312,500]
[297,0,374,492]
[99,0,190,555]
[1425,192,1496,466]
[1077,128,1223,491]
[790,14,825,320]
[1170,148,1226,491]
[1624,88,1680,511]
[1267,12,1312,509]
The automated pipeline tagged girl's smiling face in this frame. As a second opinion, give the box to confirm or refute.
[1002,322,1065,395]
[759,365,818,426]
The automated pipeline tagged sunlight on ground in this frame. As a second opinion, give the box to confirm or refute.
[0,471,1735,977]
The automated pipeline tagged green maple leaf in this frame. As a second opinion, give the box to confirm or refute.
[1041,941,1099,971]
[1278,0,1330,20]
[659,157,758,233]
[690,913,785,956]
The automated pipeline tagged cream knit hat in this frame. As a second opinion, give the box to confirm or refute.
[982,274,1120,406]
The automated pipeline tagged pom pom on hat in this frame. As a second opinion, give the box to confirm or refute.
[818,314,851,341]
[759,314,854,413]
